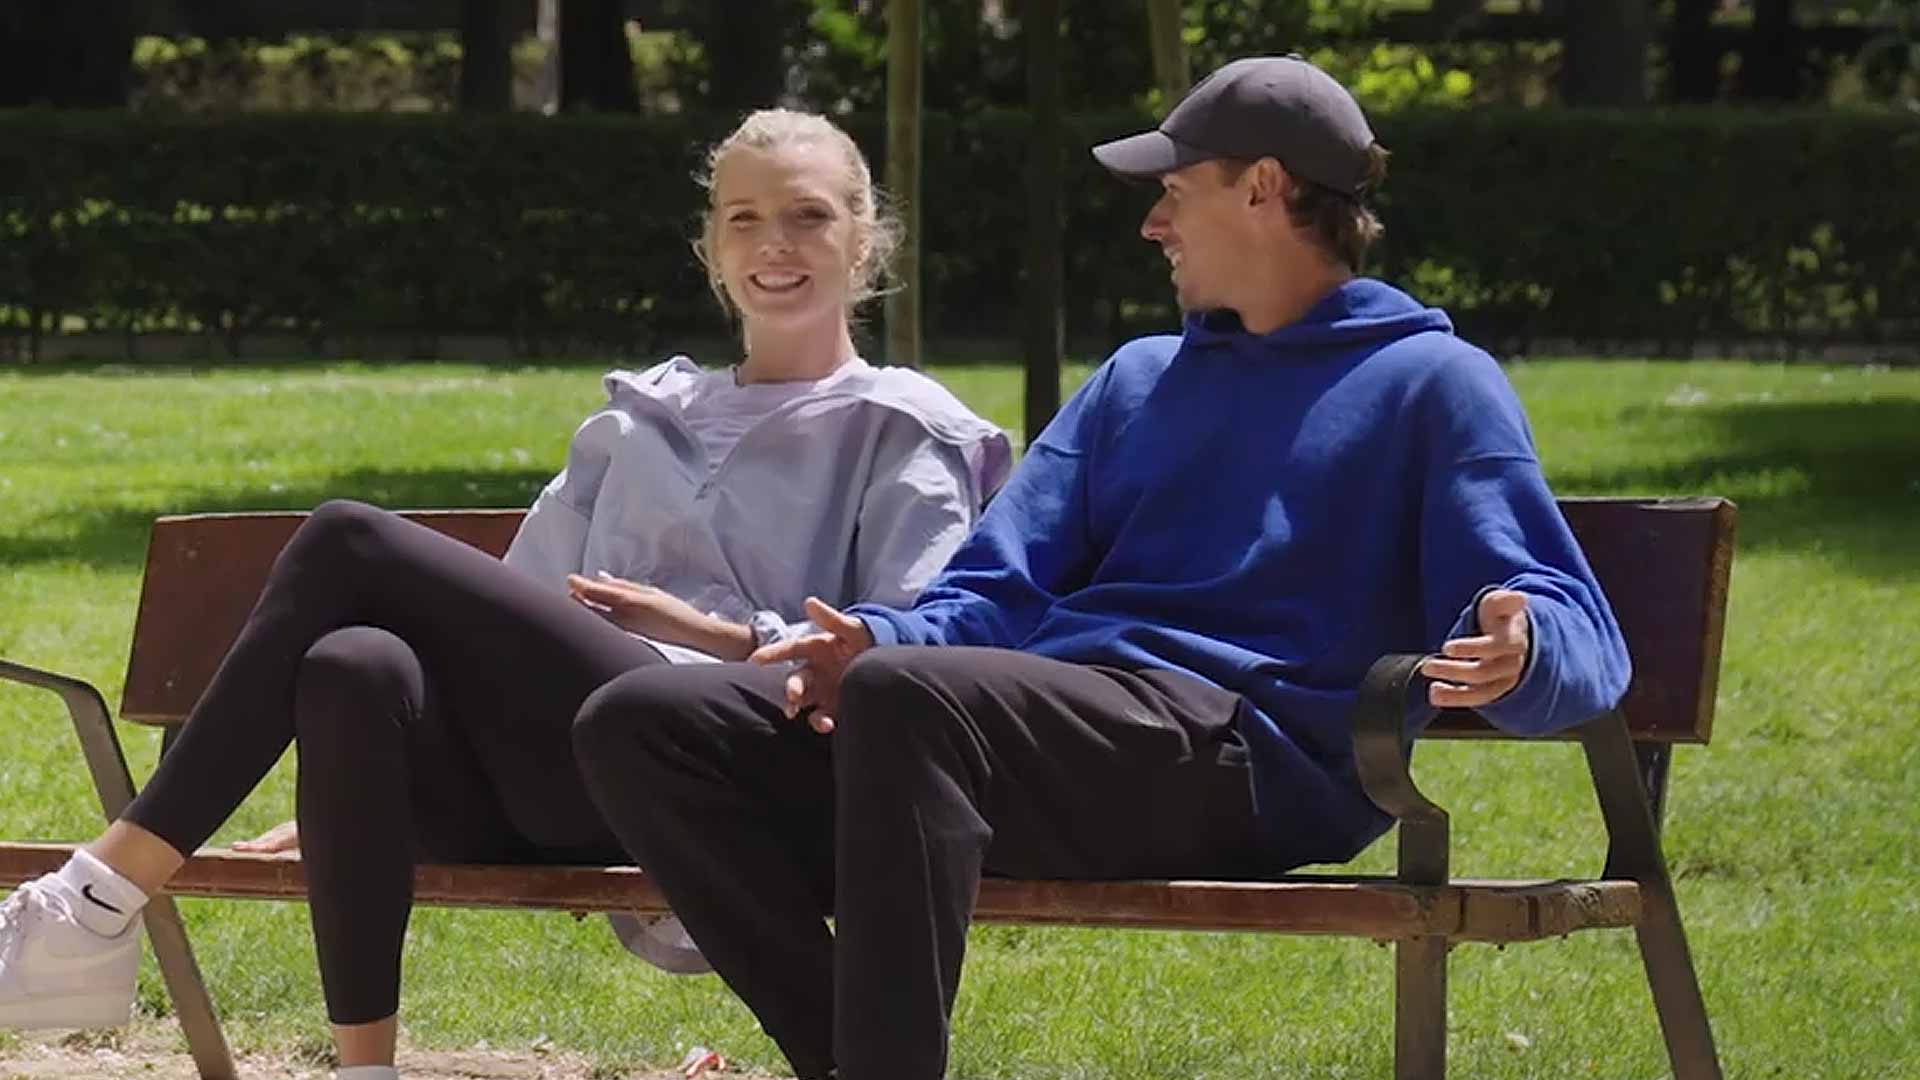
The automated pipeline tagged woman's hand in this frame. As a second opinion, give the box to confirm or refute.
[232,819,300,855]
[750,597,875,734]
[567,573,755,660]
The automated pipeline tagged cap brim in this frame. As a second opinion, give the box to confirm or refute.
[1091,130,1212,180]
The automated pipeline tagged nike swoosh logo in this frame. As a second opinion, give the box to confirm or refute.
[80,883,124,915]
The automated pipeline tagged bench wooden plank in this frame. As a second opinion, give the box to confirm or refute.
[0,842,1638,944]
[116,498,1733,742]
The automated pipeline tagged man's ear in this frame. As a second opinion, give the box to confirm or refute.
[1245,158,1290,207]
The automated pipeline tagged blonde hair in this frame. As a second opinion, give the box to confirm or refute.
[692,109,902,318]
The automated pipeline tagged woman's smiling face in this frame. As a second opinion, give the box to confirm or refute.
[710,141,863,333]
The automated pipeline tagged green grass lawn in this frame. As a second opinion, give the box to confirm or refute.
[1,357,1915,1078]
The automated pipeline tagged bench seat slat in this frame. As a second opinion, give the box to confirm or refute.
[0,842,1638,944]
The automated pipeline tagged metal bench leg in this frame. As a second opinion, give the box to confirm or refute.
[1395,935,1448,1079]
[139,896,237,1080]
[1581,711,1722,1080]
[1632,880,1720,1080]
[0,659,238,1080]
[1352,656,1455,1079]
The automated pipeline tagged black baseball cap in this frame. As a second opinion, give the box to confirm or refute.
[1092,55,1377,194]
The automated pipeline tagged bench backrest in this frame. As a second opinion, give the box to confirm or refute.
[121,510,523,726]
[119,497,1733,743]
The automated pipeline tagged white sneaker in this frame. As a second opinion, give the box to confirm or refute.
[605,912,713,975]
[0,875,140,1029]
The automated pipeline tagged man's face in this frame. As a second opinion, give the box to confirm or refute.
[1139,161,1250,313]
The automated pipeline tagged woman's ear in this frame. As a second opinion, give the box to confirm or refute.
[851,235,872,284]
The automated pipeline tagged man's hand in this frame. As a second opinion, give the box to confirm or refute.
[567,573,753,660]
[232,819,300,856]
[1422,589,1531,709]
[749,597,874,734]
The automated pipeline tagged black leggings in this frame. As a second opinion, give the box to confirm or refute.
[122,499,666,1023]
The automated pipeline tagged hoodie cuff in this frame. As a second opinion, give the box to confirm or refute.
[859,613,902,648]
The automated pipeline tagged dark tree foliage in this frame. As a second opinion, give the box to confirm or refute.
[0,2,136,108]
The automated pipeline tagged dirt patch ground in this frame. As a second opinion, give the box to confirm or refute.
[0,1021,774,1079]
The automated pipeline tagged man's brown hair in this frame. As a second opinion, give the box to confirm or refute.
[1226,145,1389,270]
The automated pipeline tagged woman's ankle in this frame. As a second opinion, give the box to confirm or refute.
[86,820,183,896]
[332,1013,400,1070]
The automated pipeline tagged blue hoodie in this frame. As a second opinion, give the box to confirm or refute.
[852,279,1631,868]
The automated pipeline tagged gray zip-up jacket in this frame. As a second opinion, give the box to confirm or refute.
[503,356,1012,662]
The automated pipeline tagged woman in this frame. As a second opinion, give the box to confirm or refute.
[0,109,1009,1080]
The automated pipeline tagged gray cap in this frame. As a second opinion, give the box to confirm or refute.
[1092,55,1376,194]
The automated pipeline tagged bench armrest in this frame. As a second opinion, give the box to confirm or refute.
[1350,658,1671,895]
[0,657,139,821]
[1350,653,1450,885]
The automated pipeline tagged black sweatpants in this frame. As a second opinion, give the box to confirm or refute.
[122,499,664,1023]
[573,645,1272,1080]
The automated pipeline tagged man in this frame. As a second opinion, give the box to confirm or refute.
[570,55,1630,1080]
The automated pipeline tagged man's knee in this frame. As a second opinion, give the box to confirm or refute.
[841,647,924,706]
[572,666,713,772]
[837,647,965,752]
[294,626,421,733]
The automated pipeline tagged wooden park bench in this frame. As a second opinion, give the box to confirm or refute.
[0,497,1735,1080]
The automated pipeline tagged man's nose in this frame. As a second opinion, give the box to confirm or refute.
[1140,199,1169,241]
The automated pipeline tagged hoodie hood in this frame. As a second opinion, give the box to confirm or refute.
[604,356,1013,503]
[1182,277,1453,353]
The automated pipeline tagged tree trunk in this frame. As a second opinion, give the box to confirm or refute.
[1022,0,1063,443]
[175,0,269,44]
[1666,0,1718,103]
[1741,0,1797,101]
[1560,0,1649,106]
[1144,0,1187,109]
[884,0,924,369]
[535,0,560,113]
[1431,0,1484,31]
[701,0,792,111]
[0,2,134,108]
[560,0,639,112]
[460,0,515,112]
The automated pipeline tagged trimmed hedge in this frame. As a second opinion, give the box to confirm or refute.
[2,107,1917,359]
[0,111,725,357]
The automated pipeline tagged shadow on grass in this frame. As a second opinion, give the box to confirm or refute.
[1550,400,1920,582]
[6,401,1917,583]
[0,467,552,570]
